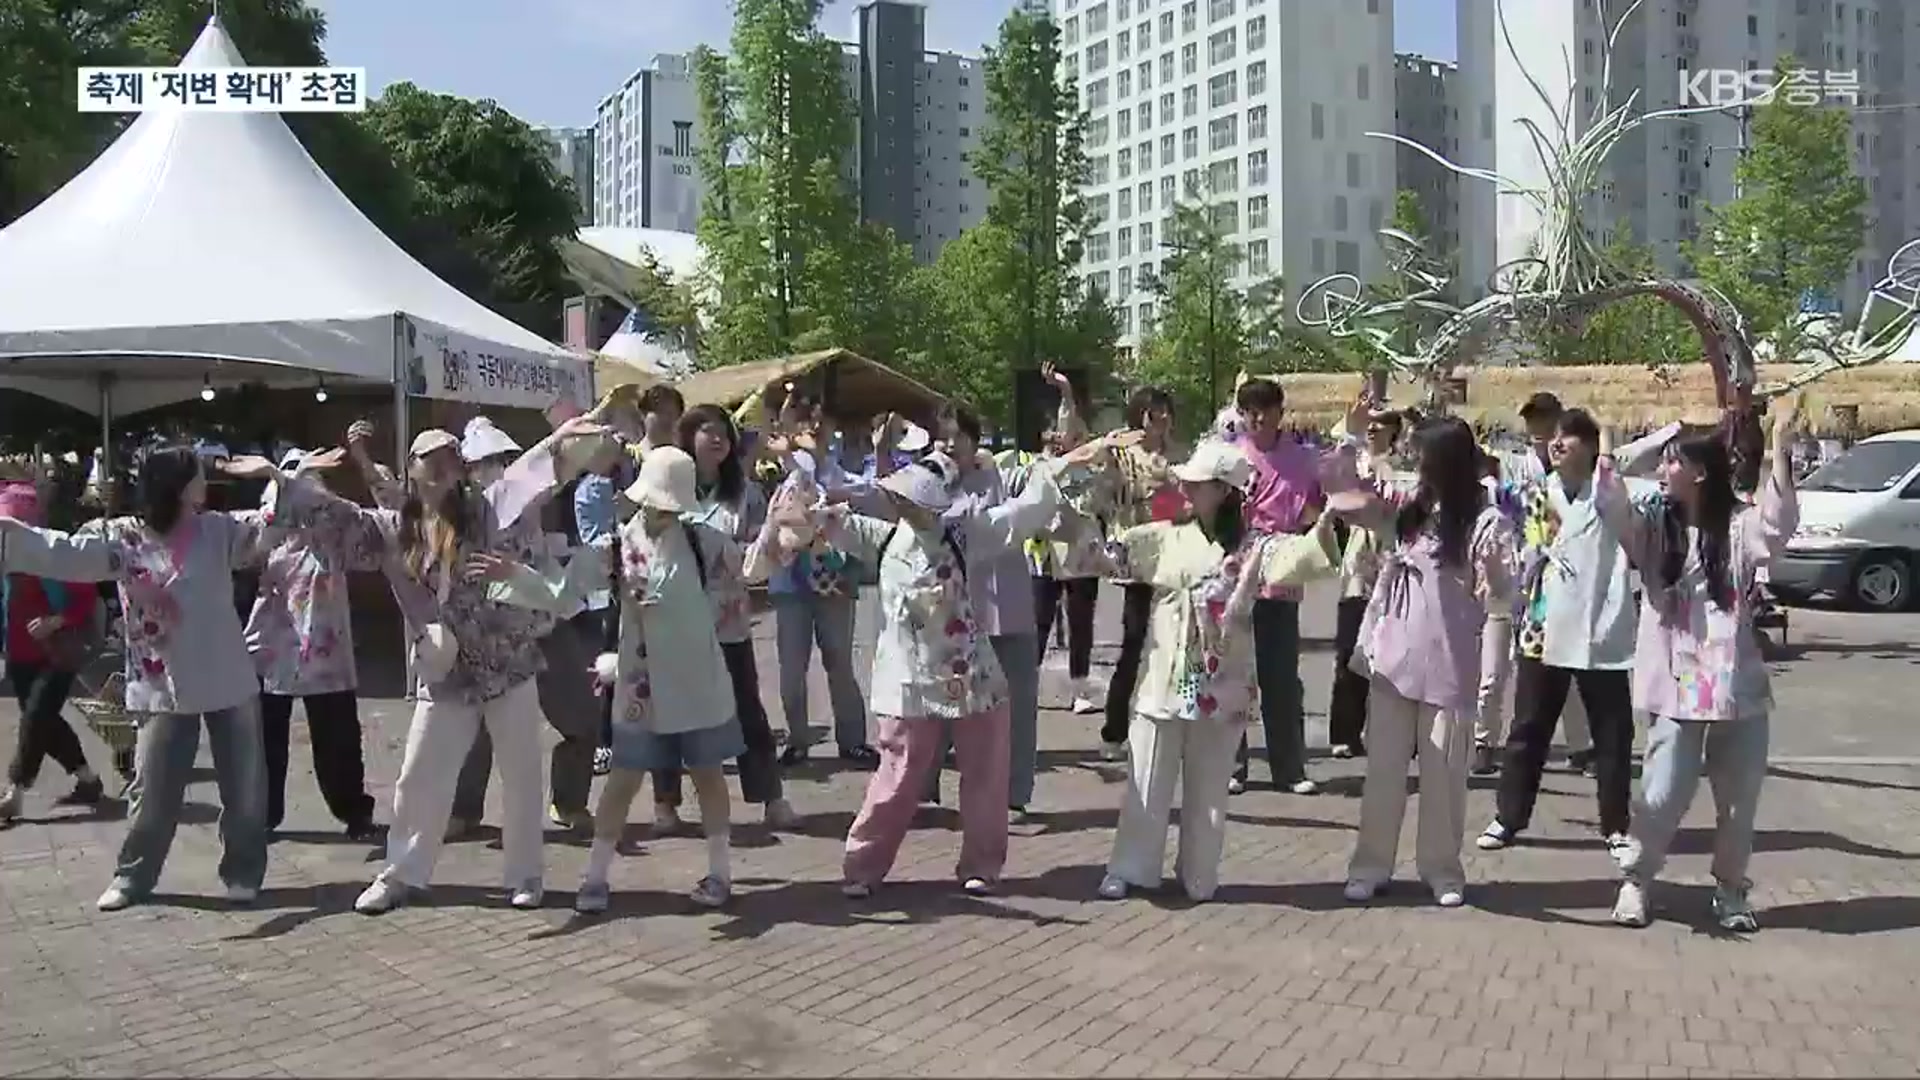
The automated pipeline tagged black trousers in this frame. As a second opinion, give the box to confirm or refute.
[1328,597,1370,750]
[655,640,783,806]
[260,689,375,831]
[1494,659,1633,837]
[1033,575,1097,681]
[7,661,86,788]
[1102,582,1157,744]
[1234,598,1308,786]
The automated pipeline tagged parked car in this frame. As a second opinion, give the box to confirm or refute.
[1770,430,1920,612]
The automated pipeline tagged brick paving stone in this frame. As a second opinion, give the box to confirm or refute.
[5,594,1920,1078]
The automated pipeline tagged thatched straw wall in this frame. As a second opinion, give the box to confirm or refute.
[1277,364,1920,437]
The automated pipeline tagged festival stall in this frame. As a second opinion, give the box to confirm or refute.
[0,16,594,473]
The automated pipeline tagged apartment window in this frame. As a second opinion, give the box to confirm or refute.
[1087,78,1109,109]
[1366,0,1378,12]
[1089,41,1110,72]
[1090,155,1110,185]
[1139,302,1155,333]
[1088,231,1112,261]
[1678,194,1692,210]
[1116,0,1129,19]
[1118,264,1133,294]
[1118,110,1132,139]
[1159,52,1174,84]
[1092,270,1111,296]
[1208,0,1234,22]
[1160,91,1175,125]
[1332,195,1348,230]
[1209,72,1237,108]
[1181,0,1197,34]
[1248,149,1268,186]
[1088,117,1110,148]
[1119,228,1133,258]
[1183,125,1199,159]
[1248,238,1270,275]
[1160,11,1174,43]
[1311,102,1325,139]
[1345,152,1360,187]
[1335,240,1359,275]
[1209,158,1239,193]
[1140,219,1154,248]
[1140,181,1153,213]
[1117,29,1131,62]
[1065,16,1080,46]
[1246,15,1266,50]
[1117,147,1132,179]
[1160,133,1175,164]
[1213,200,1239,234]
[1138,104,1152,131]
[960,126,971,137]
[1183,43,1198,75]
[1087,1,1108,33]
[1247,60,1267,97]
[1138,60,1152,91]
[1089,193,1111,224]
[1479,104,1492,140]
[1208,114,1238,151]
[1747,14,1758,34]
[672,121,693,157]
[1137,138,1152,167]
[1183,85,1199,117]
[1356,64,1370,100]
[1117,70,1132,98]
[1119,186,1133,217]
[1183,168,1200,197]
[1248,194,1269,228]
[1160,175,1176,206]
[1247,104,1267,139]
[1209,28,1237,65]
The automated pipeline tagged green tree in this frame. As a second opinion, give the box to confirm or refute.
[361,82,581,337]
[1687,56,1869,360]
[968,4,1114,395]
[1243,277,1367,376]
[1134,197,1248,427]
[626,249,702,359]
[693,0,867,368]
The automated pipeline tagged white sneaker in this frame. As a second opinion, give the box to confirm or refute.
[1227,776,1246,795]
[354,877,407,915]
[1071,683,1101,715]
[1712,882,1758,933]
[1606,832,1633,865]
[1097,874,1129,900]
[1476,821,1514,851]
[1612,879,1651,927]
[691,876,731,908]
[574,879,610,914]
[509,881,544,910]
[841,881,874,899]
[1099,741,1127,762]
[654,803,685,834]
[96,884,136,912]
[763,798,799,830]
[1288,778,1320,796]
[0,785,22,822]
[1434,887,1465,908]
[1343,879,1378,903]
[961,877,993,896]
[224,883,259,906]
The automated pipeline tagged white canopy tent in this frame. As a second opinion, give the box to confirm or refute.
[0,16,593,464]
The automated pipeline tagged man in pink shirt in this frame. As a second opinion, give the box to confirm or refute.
[1230,378,1327,796]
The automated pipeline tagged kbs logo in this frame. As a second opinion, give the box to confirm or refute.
[1678,68,1860,108]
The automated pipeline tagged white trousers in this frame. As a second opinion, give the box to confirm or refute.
[1348,679,1471,891]
[379,679,546,890]
[1107,713,1242,901]
[1474,616,1513,746]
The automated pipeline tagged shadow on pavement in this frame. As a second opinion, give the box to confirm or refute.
[1769,764,1920,793]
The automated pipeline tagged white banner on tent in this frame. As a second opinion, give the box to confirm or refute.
[401,317,594,411]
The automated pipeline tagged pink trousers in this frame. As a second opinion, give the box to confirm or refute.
[843,707,1011,886]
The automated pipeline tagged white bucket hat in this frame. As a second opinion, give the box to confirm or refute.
[1171,439,1254,492]
[895,420,932,453]
[460,417,521,463]
[877,450,958,512]
[623,445,698,513]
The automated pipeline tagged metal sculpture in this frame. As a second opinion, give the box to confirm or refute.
[1293,0,1913,474]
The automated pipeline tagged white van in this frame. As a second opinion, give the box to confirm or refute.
[1771,429,1920,611]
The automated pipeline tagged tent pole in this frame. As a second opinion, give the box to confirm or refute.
[98,375,114,511]
[392,315,414,695]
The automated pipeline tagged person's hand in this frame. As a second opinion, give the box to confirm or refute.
[554,416,610,442]
[1770,392,1804,446]
[463,553,517,583]
[346,420,376,450]
[1042,362,1071,392]
[25,614,65,641]
[295,447,348,476]
[1103,429,1147,451]
[218,455,280,480]
[1344,391,1375,436]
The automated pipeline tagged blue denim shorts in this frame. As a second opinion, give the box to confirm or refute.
[612,717,746,772]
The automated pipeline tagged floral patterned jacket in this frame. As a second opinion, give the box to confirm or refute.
[244,515,385,697]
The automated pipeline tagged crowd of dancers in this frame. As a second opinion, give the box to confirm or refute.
[0,370,1800,933]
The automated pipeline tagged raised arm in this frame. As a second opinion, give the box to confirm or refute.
[1747,397,1803,565]
[346,421,408,511]
[966,461,1064,553]
[0,517,127,582]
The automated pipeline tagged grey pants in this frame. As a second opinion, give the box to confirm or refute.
[773,592,869,752]
[114,703,268,896]
[453,620,601,820]
[1619,712,1770,887]
[928,633,1041,808]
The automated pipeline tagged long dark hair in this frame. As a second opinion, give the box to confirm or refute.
[1395,417,1483,567]
[1197,488,1247,553]
[1658,432,1737,609]
[135,446,201,535]
[677,404,745,506]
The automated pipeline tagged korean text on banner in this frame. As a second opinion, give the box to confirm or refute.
[402,318,595,413]
[77,68,368,112]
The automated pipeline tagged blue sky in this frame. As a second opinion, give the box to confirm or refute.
[306,0,1458,128]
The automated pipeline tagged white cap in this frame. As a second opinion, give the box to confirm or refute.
[1170,439,1254,491]
[896,421,932,453]
[877,450,959,511]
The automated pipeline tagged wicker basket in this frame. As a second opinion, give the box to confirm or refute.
[70,673,142,757]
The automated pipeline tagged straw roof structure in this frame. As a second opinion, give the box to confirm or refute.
[593,355,664,394]
[674,349,946,422]
[1276,364,1920,438]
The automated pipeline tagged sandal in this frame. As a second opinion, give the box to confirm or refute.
[839,744,881,768]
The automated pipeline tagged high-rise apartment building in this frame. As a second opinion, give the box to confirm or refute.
[1458,0,1919,314]
[1058,0,1397,347]
[590,1,985,262]
[1393,54,1461,261]
[537,126,597,226]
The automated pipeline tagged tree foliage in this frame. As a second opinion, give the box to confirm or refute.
[1686,55,1869,360]
[1515,223,1702,366]
[1134,198,1248,427]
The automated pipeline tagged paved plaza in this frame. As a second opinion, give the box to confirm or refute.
[3,585,1919,1078]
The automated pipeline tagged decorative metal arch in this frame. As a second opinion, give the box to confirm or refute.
[1293,0,1918,469]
